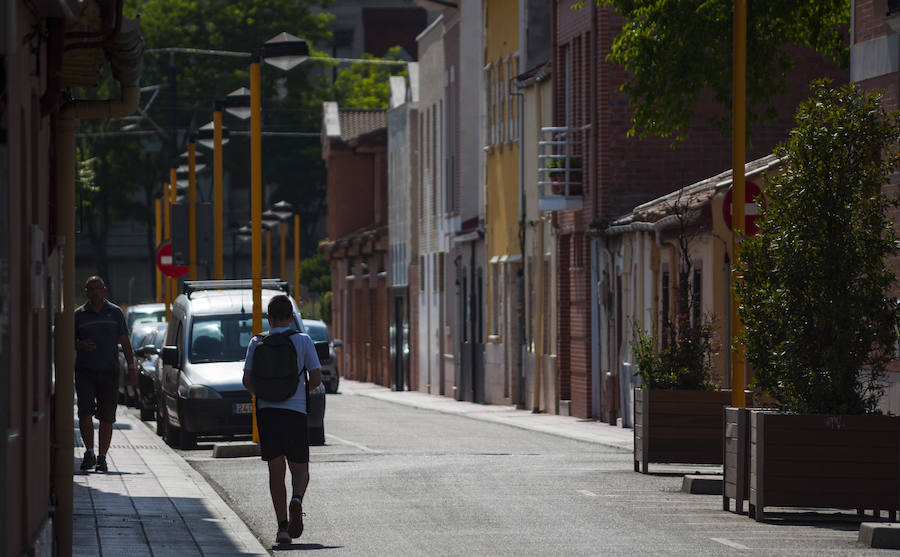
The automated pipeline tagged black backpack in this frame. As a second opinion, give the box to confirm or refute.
[251,330,301,402]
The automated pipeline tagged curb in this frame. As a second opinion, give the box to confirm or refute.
[859,522,900,549]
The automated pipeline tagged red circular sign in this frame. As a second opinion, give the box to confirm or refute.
[156,241,189,278]
[723,180,764,235]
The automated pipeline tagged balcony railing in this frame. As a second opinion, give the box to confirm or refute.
[538,125,587,211]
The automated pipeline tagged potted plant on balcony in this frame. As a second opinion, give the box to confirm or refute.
[631,196,740,474]
[734,80,900,521]
[546,156,582,196]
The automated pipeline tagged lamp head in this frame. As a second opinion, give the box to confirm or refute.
[262,32,309,71]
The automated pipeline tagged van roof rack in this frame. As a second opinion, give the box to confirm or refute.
[182,280,290,298]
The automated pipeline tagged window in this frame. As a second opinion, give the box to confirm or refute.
[497,61,505,144]
[692,267,702,328]
[484,63,493,148]
[661,268,670,348]
[506,56,519,143]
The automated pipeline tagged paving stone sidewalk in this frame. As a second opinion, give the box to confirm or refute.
[73,408,267,557]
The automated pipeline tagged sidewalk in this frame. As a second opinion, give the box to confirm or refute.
[73,381,634,556]
[341,379,635,451]
[73,408,267,556]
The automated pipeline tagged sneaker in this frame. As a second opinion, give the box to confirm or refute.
[288,497,304,538]
[275,521,291,545]
[79,452,96,472]
[95,454,108,473]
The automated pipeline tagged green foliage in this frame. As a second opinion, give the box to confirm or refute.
[737,80,900,415]
[632,317,716,390]
[570,0,849,144]
[300,254,331,294]
[330,46,410,109]
[319,290,332,325]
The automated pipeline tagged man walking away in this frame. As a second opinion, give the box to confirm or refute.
[243,294,322,546]
[75,276,136,473]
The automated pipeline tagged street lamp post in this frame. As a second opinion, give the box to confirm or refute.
[198,106,230,280]
[270,200,294,284]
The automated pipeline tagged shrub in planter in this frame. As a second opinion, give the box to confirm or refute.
[735,80,900,520]
[631,197,738,472]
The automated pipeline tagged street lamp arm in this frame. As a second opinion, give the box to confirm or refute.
[145,47,250,58]
[145,47,408,66]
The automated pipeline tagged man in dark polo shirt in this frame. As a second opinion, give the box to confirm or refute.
[75,276,136,473]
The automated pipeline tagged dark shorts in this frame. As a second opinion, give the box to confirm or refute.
[75,367,118,423]
[256,408,308,463]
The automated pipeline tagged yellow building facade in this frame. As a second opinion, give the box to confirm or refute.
[483,0,523,404]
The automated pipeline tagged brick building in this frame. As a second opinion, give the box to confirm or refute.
[853,0,900,412]
[320,104,391,387]
[550,1,848,419]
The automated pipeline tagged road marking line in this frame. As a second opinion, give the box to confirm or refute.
[711,538,748,550]
[577,489,598,497]
[324,433,380,453]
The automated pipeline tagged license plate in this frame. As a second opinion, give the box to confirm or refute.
[233,403,252,414]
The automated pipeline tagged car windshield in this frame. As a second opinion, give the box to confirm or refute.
[128,309,166,329]
[131,322,167,350]
[304,322,329,343]
[189,314,300,364]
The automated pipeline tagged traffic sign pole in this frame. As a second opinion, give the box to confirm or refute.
[731,0,747,408]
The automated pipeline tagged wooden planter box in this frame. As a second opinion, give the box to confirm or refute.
[633,388,739,474]
[749,411,900,521]
[723,407,754,514]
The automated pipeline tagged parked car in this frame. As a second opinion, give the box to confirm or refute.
[302,319,342,394]
[125,302,166,330]
[119,321,168,407]
[133,322,168,421]
[157,280,326,449]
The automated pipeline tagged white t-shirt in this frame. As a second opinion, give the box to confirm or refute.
[244,326,321,414]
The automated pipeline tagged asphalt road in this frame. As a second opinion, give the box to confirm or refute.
[131,389,895,556]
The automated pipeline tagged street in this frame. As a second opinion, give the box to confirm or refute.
[116,382,893,557]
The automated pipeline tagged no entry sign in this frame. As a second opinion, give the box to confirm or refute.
[156,241,189,278]
[723,179,764,235]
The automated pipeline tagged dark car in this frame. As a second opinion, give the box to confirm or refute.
[134,322,168,421]
[120,321,167,407]
[302,319,341,394]
[157,280,326,448]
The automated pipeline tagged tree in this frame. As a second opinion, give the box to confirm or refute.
[736,80,900,415]
[74,0,336,285]
[330,46,410,109]
[571,0,849,143]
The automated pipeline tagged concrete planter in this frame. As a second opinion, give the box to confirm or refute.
[633,388,739,474]
[749,411,900,521]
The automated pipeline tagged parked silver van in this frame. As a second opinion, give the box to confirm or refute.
[158,280,326,448]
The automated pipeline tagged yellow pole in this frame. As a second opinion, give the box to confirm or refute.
[251,55,263,443]
[280,221,286,281]
[214,107,224,279]
[266,228,272,279]
[155,198,162,302]
[188,140,197,281]
[170,167,178,318]
[293,214,300,301]
[164,180,172,321]
[731,0,747,408]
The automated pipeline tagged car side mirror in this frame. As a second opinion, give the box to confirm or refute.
[332,339,343,348]
[161,346,179,367]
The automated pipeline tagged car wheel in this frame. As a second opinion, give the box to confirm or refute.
[139,399,155,421]
[309,426,325,446]
[155,395,166,437]
[178,430,197,450]
[164,409,181,447]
